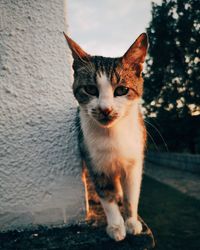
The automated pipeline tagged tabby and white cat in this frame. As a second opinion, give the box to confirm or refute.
[64,33,148,241]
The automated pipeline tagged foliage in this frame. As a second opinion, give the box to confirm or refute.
[144,0,200,153]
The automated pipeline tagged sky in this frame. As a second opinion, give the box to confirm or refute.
[67,0,161,57]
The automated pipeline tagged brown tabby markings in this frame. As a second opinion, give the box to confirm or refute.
[72,56,144,104]
[64,32,148,241]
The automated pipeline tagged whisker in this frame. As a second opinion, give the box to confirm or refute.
[146,130,160,152]
[144,119,169,152]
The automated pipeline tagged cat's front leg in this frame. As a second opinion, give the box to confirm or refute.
[93,173,126,241]
[123,162,143,235]
[100,198,126,241]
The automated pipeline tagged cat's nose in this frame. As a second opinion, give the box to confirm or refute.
[99,107,112,116]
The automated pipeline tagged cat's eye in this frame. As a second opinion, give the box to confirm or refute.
[114,86,129,97]
[84,85,99,96]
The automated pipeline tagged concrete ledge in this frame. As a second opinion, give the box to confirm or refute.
[146,152,200,174]
[0,220,155,250]
[0,170,155,249]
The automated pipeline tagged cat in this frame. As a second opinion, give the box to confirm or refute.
[64,32,148,241]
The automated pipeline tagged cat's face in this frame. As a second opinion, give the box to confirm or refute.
[72,57,144,128]
[64,33,148,128]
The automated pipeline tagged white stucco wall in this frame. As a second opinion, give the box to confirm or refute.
[0,0,85,231]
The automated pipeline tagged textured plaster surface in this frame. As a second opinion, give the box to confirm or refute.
[0,0,85,231]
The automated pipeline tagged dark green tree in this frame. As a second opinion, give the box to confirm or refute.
[144,0,200,153]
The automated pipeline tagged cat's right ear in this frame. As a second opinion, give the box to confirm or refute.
[121,33,148,76]
[63,32,90,62]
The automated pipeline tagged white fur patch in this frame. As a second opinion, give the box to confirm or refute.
[125,217,143,235]
[80,100,143,175]
[100,198,126,241]
[96,73,113,111]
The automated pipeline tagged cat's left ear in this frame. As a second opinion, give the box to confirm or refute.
[63,32,90,61]
[122,33,148,75]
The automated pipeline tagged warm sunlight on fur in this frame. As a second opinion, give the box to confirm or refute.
[65,32,148,241]
[82,165,90,217]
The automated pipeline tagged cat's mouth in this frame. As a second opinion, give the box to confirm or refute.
[97,116,117,127]
[90,110,118,127]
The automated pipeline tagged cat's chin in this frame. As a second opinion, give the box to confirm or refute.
[96,118,117,128]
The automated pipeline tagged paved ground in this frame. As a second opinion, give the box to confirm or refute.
[140,176,200,250]
[144,162,200,200]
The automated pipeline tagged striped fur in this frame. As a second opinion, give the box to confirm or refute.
[65,33,148,241]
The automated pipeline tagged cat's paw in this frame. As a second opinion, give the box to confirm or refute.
[125,218,143,235]
[106,219,126,241]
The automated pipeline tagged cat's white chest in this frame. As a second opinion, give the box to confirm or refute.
[82,114,143,175]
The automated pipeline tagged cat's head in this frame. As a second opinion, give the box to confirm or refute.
[64,33,148,128]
